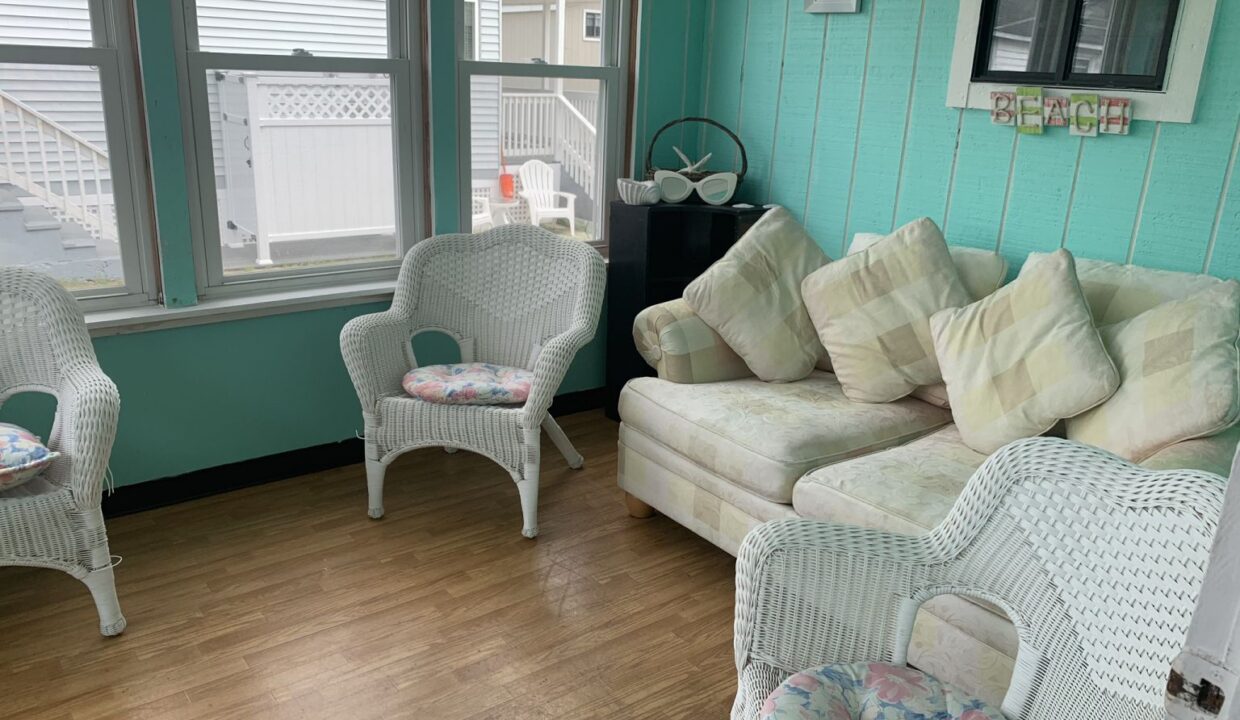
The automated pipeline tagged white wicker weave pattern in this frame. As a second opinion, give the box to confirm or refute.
[340,225,605,538]
[0,268,124,636]
[732,437,1225,720]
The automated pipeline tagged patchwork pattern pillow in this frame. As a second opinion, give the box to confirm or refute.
[1066,282,1240,461]
[0,423,58,492]
[632,299,752,384]
[849,234,1009,303]
[683,206,829,382]
[402,363,533,405]
[849,235,1009,409]
[930,249,1119,454]
[801,218,971,403]
[1059,254,1232,325]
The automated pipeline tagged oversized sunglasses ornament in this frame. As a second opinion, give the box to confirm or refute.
[644,117,747,206]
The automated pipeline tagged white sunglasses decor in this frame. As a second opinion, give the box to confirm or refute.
[644,117,748,206]
[654,170,739,205]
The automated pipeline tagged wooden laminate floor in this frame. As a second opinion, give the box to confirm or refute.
[0,411,738,720]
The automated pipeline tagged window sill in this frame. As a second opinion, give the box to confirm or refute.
[86,280,396,337]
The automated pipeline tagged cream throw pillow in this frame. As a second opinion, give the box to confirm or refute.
[930,249,1119,454]
[683,206,829,382]
[1066,282,1240,461]
[802,218,971,403]
[849,235,1009,409]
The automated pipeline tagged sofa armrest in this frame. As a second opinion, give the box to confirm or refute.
[632,299,753,384]
[1140,425,1240,477]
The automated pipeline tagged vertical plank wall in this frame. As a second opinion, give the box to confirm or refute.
[672,0,1240,277]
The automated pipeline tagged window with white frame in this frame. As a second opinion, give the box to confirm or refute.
[583,10,602,41]
[948,0,1218,123]
[0,1,154,309]
[460,1,627,250]
[176,0,426,296]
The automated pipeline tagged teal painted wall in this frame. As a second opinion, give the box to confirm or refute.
[693,0,1240,277]
[0,0,605,488]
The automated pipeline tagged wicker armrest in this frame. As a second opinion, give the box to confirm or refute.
[632,299,752,384]
[57,362,121,508]
[340,309,415,415]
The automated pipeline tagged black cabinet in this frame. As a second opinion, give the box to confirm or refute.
[605,201,767,419]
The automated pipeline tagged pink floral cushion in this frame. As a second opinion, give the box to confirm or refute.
[761,663,1004,720]
[402,363,533,406]
[0,422,58,493]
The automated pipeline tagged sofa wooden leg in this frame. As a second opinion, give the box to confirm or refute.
[625,492,656,519]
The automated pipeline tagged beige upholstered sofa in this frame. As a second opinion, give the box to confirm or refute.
[617,248,1240,707]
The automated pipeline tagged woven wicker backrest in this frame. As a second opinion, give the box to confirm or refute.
[746,439,1224,720]
[0,267,95,399]
[918,440,1224,718]
[394,225,600,369]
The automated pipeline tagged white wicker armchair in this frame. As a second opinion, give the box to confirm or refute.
[0,268,124,636]
[340,225,605,538]
[733,437,1225,720]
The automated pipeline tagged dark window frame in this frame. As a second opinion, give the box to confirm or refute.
[972,0,1182,91]
[583,10,602,40]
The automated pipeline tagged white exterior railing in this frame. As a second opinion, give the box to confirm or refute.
[0,90,115,242]
[501,91,597,193]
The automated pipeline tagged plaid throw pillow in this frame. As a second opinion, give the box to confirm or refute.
[801,218,971,403]
[684,207,829,382]
[931,249,1119,454]
[1067,282,1240,461]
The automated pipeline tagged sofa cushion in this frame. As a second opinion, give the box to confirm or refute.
[793,425,985,534]
[930,249,1119,454]
[803,218,971,403]
[684,206,829,382]
[618,372,951,504]
[1066,282,1240,461]
[1068,255,1234,325]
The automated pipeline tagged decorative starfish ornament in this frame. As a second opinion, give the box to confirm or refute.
[673,146,713,173]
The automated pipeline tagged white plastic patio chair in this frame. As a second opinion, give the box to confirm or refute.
[732,437,1226,720]
[518,159,577,237]
[471,193,494,233]
[340,225,605,538]
[0,268,125,636]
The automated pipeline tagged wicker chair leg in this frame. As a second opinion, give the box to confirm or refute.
[541,415,583,469]
[82,566,126,637]
[518,427,541,538]
[366,459,386,519]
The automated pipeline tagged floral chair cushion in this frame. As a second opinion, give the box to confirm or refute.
[761,662,1005,720]
[0,422,59,492]
[402,363,533,406]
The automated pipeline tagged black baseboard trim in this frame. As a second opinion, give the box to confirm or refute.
[100,387,606,518]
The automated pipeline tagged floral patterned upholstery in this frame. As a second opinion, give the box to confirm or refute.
[401,363,533,406]
[0,422,58,492]
[761,663,1004,720]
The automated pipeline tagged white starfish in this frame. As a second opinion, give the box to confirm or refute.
[673,146,713,173]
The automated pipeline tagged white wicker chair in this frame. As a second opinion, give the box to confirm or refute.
[733,437,1226,720]
[0,268,124,636]
[340,225,605,538]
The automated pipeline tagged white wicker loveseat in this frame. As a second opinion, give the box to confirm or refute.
[732,437,1225,719]
[0,268,124,636]
[340,225,605,538]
